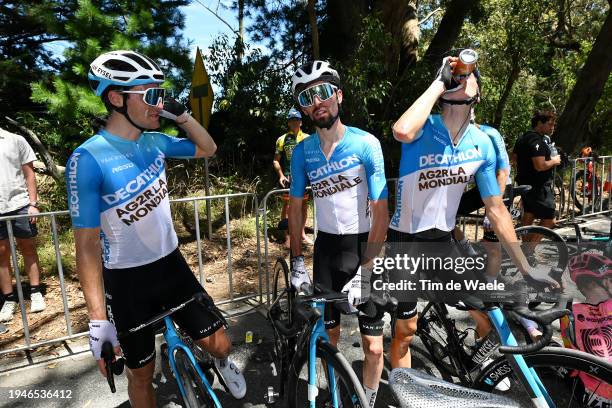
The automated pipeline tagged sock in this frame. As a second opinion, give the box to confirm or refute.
[4,292,16,302]
[364,384,378,408]
[30,285,41,294]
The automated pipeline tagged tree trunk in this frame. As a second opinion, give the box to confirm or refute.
[492,49,521,129]
[322,0,368,63]
[4,117,63,181]
[307,0,320,59]
[423,0,478,64]
[376,0,420,76]
[554,9,612,153]
[237,0,245,60]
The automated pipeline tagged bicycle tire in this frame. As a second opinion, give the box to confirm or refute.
[513,225,569,272]
[554,173,566,219]
[287,340,368,407]
[270,257,295,397]
[476,346,612,407]
[572,170,601,212]
[416,302,474,383]
[173,347,216,408]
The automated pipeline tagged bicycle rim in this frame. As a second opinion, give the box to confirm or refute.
[476,347,612,407]
[288,341,367,407]
[174,348,215,408]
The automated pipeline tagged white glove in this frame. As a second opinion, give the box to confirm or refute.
[290,256,313,294]
[89,320,119,360]
[483,215,492,230]
[342,265,372,309]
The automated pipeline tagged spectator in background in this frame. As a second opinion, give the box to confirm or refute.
[273,108,312,248]
[0,128,46,322]
[512,110,561,229]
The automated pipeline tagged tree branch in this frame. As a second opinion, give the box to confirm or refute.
[192,0,239,36]
[419,7,442,26]
[4,117,63,181]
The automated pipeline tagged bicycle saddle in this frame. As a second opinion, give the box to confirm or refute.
[389,368,521,408]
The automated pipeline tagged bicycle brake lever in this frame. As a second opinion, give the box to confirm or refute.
[102,341,117,393]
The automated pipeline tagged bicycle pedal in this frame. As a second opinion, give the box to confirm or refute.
[264,386,280,404]
[197,362,216,385]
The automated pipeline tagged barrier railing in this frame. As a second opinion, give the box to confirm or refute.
[0,192,262,357]
[568,155,612,219]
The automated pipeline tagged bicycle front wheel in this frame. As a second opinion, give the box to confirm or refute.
[514,226,569,272]
[287,340,367,407]
[173,348,216,408]
[476,346,612,407]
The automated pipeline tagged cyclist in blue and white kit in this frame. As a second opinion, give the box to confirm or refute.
[387,54,539,370]
[66,50,245,407]
[288,61,389,407]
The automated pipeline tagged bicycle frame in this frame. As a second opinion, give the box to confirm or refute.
[164,315,223,408]
[307,301,339,408]
[488,308,554,408]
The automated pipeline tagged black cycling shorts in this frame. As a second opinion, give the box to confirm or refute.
[103,248,224,369]
[522,183,555,220]
[313,231,384,336]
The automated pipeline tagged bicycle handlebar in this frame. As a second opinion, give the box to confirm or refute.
[498,306,569,354]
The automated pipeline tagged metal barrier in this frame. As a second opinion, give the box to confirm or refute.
[0,192,262,356]
[567,155,612,219]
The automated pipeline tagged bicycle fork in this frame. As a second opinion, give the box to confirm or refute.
[487,309,555,408]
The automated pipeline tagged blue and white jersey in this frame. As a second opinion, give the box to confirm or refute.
[290,126,388,235]
[480,124,511,184]
[390,115,500,234]
[66,129,196,269]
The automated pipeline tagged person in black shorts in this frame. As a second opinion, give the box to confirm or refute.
[512,110,561,229]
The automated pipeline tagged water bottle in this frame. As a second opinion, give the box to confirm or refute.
[549,141,559,157]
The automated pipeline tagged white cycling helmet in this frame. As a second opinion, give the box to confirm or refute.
[88,50,165,96]
[291,60,340,98]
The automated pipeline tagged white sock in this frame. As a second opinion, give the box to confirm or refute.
[364,384,378,408]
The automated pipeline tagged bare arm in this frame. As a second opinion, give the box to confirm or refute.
[392,81,446,143]
[21,162,38,204]
[532,155,560,171]
[363,200,389,266]
[496,168,510,195]
[74,228,106,320]
[178,116,217,158]
[288,197,304,257]
[273,153,289,186]
[482,196,530,275]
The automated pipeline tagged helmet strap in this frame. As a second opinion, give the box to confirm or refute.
[115,94,146,132]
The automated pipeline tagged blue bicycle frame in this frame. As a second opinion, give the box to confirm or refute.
[307,301,340,408]
[488,308,555,408]
[164,315,223,408]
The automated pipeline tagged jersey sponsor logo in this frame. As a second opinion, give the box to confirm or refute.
[419,147,482,167]
[418,167,471,190]
[102,154,165,205]
[115,178,168,226]
[433,134,446,145]
[111,162,135,173]
[307,153,360,180]
[311,174,363,198]
[390,180,404,227]
[100,153,134,164]
[67,153,81,217]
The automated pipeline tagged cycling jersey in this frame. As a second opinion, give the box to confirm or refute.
[561,300,612,403]
[390,114,499,234]
[66,129,196,269]
[290,126,388,235]
[275,130,308,177]
[479,124,510,182]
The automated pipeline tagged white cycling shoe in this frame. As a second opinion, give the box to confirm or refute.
[214,357,246,399]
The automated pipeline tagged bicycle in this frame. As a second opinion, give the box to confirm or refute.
[267,257,396,407]
[569,149,612,213]
[412,294,612,407]
[101,292,229,408]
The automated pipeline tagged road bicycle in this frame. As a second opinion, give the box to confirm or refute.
[101,292,228,408]
[569,149,612,213]
[412,293,612,407]
[267,257,396,407]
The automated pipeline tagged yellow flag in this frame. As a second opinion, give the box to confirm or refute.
[190,47,214,129]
